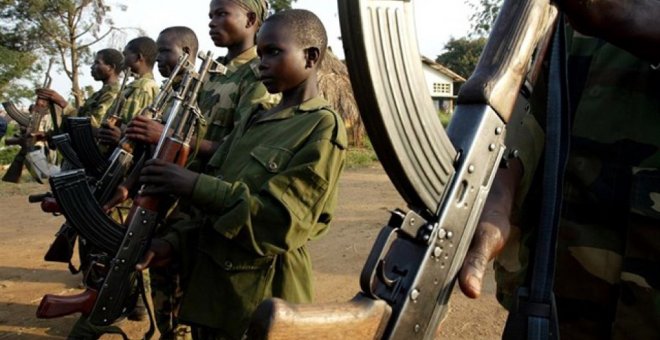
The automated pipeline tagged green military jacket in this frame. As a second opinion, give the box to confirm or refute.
[197,47,280,144]
[496,30,660,338]
[63,83,121,127]
[109,72,160,124]
[164,96,347,338]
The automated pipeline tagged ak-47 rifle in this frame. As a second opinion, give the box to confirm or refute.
[2,59,57,183]
[247,0,557,339]
[37,52,226,326]
[94,53,189,206]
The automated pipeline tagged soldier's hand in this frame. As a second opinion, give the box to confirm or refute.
[125,115,170,145]
[136,238,173,270]
[102,185,130,212]
[458,162,521,299]
[36,88,68,108]
[139,159,199,197]
[98,122,122,147]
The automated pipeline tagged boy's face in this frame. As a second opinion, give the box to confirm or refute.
[257,21,311,94]
[91,53,113,81]
[208,0,251,48]
[122,47,140,73]
[156,34,185,78]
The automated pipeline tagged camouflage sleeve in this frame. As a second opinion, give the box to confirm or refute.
[505,112,545,211]
[235,79,280,123]
[119,85,159,123]
[88,90,119,128]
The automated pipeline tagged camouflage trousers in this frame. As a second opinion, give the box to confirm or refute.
[150,266,191,340]
[497,212,660,340]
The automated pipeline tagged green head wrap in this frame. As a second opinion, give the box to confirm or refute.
[230,0,269,25]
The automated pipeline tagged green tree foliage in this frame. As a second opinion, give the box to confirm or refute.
[436,36,487,79]
[268,0,296,13]
[3,0,126,108]
[466,0,503,37]
[0,1,42,103]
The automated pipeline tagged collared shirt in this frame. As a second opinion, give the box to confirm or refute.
[165,96,347,337]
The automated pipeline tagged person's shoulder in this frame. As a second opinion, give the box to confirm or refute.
[300,97,347,147]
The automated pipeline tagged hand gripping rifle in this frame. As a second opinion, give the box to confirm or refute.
[247,0,557,339]
[37,52,226,326]
[2,59,57,183]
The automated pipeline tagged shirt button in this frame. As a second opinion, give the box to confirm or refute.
[268,161,278,171]
[223,260,233,270]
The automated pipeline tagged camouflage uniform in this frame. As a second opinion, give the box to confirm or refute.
[63,83,121,127]
[109,72,160,124]
[196,47,280,144]
[495,31,660,339]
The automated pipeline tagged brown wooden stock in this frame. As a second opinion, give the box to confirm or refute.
[247,294,392,340]
[36,288,98,319]
[457,0,556,123]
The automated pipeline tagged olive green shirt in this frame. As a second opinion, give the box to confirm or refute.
[164,96,347,338]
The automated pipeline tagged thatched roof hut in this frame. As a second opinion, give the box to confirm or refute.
[318,48,364,147]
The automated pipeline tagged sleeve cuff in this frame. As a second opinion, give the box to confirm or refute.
[190,173,230,210]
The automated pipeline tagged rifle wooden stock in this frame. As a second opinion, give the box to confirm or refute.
[36,288,97,319]
[457,0,557,122]
[248,295,392,340]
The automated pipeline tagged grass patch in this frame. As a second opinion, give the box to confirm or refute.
[346,146,378,169]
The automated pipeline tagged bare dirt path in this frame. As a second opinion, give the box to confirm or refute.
[0,165,506,339]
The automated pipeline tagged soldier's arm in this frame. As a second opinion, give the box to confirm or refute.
[560,0,660,62]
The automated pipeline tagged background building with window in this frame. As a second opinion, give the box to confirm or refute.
[421,56,466,114]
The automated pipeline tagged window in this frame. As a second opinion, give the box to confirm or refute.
[433,82,451,95]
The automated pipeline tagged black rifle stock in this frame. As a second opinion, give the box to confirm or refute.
[248,0,557,339]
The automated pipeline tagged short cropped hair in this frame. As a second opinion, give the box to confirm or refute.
[159,26,199,57]
[264,9,328,62]
[96,48,124,74]
[126,36,158,67]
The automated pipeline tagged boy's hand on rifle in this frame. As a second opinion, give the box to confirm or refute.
[125,115,170,145]
[98,122,122,146]
[36,88,68,108]
[139,159,198,197]
[136,238,173,270]
[102,185,130,212]
[458,162,521,299]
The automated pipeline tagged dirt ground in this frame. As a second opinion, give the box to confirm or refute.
[0,165,506,339]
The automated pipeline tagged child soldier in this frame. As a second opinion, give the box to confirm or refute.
[136,9,347,339]
[36,48,124,128]
[98,36,160,147]
[145,26,200,340]
[125,0,279,164]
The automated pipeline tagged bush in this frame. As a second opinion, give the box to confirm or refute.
[438,109,451,127]
[0,146,19,165]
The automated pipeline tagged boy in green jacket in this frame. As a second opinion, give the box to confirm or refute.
[136,9,347,339]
